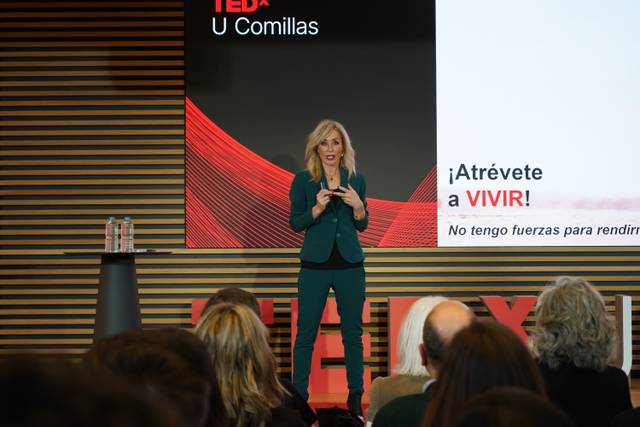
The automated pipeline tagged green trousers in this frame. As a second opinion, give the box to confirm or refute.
[292,267,366,400]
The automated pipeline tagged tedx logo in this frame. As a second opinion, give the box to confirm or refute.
[214,0,270,13]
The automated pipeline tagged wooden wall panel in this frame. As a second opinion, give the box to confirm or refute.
[0,0,185,254]
[0,0,187,357]
[1,1,640,379]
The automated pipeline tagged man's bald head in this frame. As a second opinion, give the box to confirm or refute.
[422,300,475,375]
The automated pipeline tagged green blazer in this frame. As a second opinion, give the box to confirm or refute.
[289,168,368,263]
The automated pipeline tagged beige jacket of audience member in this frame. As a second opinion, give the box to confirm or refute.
[365,374,429,422]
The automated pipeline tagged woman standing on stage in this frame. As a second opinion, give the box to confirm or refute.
[289,119,368,417]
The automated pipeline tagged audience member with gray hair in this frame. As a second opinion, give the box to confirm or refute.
[532,276,631,427]
[373,300,475,427]
[365,296,446,421]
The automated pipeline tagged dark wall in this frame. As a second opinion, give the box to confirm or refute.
[186,0,436,201]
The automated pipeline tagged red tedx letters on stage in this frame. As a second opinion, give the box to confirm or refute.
[480,296,537,342]
[214,0,269,13]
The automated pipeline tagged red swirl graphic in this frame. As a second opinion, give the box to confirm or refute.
[186,97,437,247]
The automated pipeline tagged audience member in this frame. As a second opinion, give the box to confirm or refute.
[137,327,229,427]
[423,320,546,427]
[366,296,446,421]
[531,276,632,427]
[204,287,261,316]
[196,302,305,427]
[84,330,211,427]
[203,287,316,426]
[0,356,184,427]
[455,387,573,427]
[372,300,475,427]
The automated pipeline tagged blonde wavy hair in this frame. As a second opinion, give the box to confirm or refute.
[395,296,447,376]
[305,119,356,182]
[532,276,614,371]
[195,303,286,427]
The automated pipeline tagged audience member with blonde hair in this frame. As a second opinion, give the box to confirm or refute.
[532,276,632,427]
[196,303,305,427]
[365,296,446,421]
[203,288,316,426]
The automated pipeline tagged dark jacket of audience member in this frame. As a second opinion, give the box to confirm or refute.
[612,407,640,427]
[423,320,546,427]
[84,330,213,427]
[0,356,185,427]
[532,277,632,427]
[455,387,574,427]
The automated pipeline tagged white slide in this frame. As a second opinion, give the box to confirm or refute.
[437,0,640,246]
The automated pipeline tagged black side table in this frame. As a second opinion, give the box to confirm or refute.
[65,250,172,341]
[95,252,140,340]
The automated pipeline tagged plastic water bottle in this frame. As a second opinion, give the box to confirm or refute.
[104,217,119,253]
[120,216,134,253]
